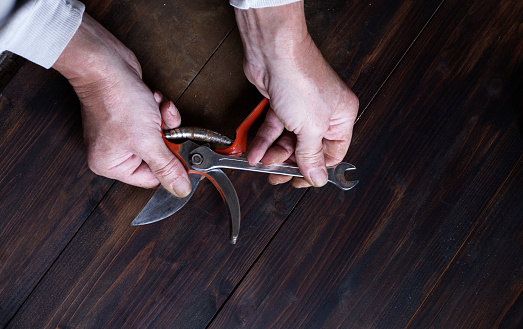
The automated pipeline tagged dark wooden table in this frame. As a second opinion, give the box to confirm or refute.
[1,0,521,328]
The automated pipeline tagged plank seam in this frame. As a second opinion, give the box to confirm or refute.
[3,22,237,328]
[174,25,237,105]
[3,180,118,329]
[205,188,310,329]
[355,0,447,124]
[404,155,523,329]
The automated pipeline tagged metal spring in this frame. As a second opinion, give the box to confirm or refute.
[164,127,233,146]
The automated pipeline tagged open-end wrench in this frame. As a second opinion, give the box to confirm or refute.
[189,145,358,191]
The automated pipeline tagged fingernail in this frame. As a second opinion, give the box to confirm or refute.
[169,102,178,117]
[153,92,162,103]
[173,176,192,198]
[309,167,328,187]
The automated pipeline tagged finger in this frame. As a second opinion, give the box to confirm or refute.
[139,139,192,197]
[88,152,160,188]
[153,91,181,130]
[153,91,163,105]
[323,121,353,166]
[260,132,295,186]
[118,159,161,188]
[268,173,293,185]
[247,108,285,165]
[291,177,312,188]
[294,133,328,187]
[160,100,181,129]
[261,132,296,165]
[323,138,351,166]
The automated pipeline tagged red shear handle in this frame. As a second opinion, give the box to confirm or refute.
[215,98,269,157]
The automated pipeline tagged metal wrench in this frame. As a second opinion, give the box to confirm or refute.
[189,145,359,190]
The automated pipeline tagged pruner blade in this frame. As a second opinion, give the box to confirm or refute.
[131,173,202,226]
[201,169,240,244]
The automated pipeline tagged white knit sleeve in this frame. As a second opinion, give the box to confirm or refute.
[230,0,302,9]
[0,0,85,69]
[0,0,17,24]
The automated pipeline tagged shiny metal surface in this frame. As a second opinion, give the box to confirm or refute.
[164,127,233,147]
[189,145,359,191]
[204,169,240,244]
[131,173,202,226]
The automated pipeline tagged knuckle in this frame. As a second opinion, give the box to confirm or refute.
[296,148,324,168]
[133,136,156,152]
[326,153,345,166]
[263,119,282,133]
[350,92,360,110]
[87,161,102,176]
[275,138,295,155]
[86,151,105,176]
[150,157,185,181]
[256,134,275,148]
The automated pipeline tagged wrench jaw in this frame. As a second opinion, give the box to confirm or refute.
[329,163,359,191]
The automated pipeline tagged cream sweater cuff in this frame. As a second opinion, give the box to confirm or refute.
[230,0,302,10]
[0,0,85,69]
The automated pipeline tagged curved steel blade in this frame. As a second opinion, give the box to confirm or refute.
[204,169,240,244]
[131,173,201,226]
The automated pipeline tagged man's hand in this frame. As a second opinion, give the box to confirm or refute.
[53,13,192,197]
[236,2,359,188]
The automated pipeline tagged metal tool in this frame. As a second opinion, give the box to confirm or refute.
[132,98,270,243]
[189,145,357,191]
[132,174,202,226]
[164,127,233,148]
[131,98,358,244]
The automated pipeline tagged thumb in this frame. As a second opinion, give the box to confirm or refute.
[142,142,192,197]
[294,133,328,187]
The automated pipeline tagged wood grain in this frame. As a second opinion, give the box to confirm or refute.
[82,0,237,102]
[0,0,237,327]
[0,67,112,328]
[5,0,448,328]
[406,159,522,328]
[0,52,25,93]
[207,0,523,328]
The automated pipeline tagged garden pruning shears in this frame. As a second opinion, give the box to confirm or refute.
[131,98,358,244]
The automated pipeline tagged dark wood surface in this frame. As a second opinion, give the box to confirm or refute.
[1,0,521,328]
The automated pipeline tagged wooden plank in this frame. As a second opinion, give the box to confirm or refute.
[0,66,112,328]
[174,29,262,139]
[0,0,236,327]
[0,52,25,93]
[83,0,236,102]
[406,159,522,328]
[207,0,523,327]
[6,0,445,327]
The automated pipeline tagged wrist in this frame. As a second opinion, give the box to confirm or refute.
[235,1,310,65]
[53,14,141,88]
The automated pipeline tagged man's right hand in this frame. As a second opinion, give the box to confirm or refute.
[53,13,192,197]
